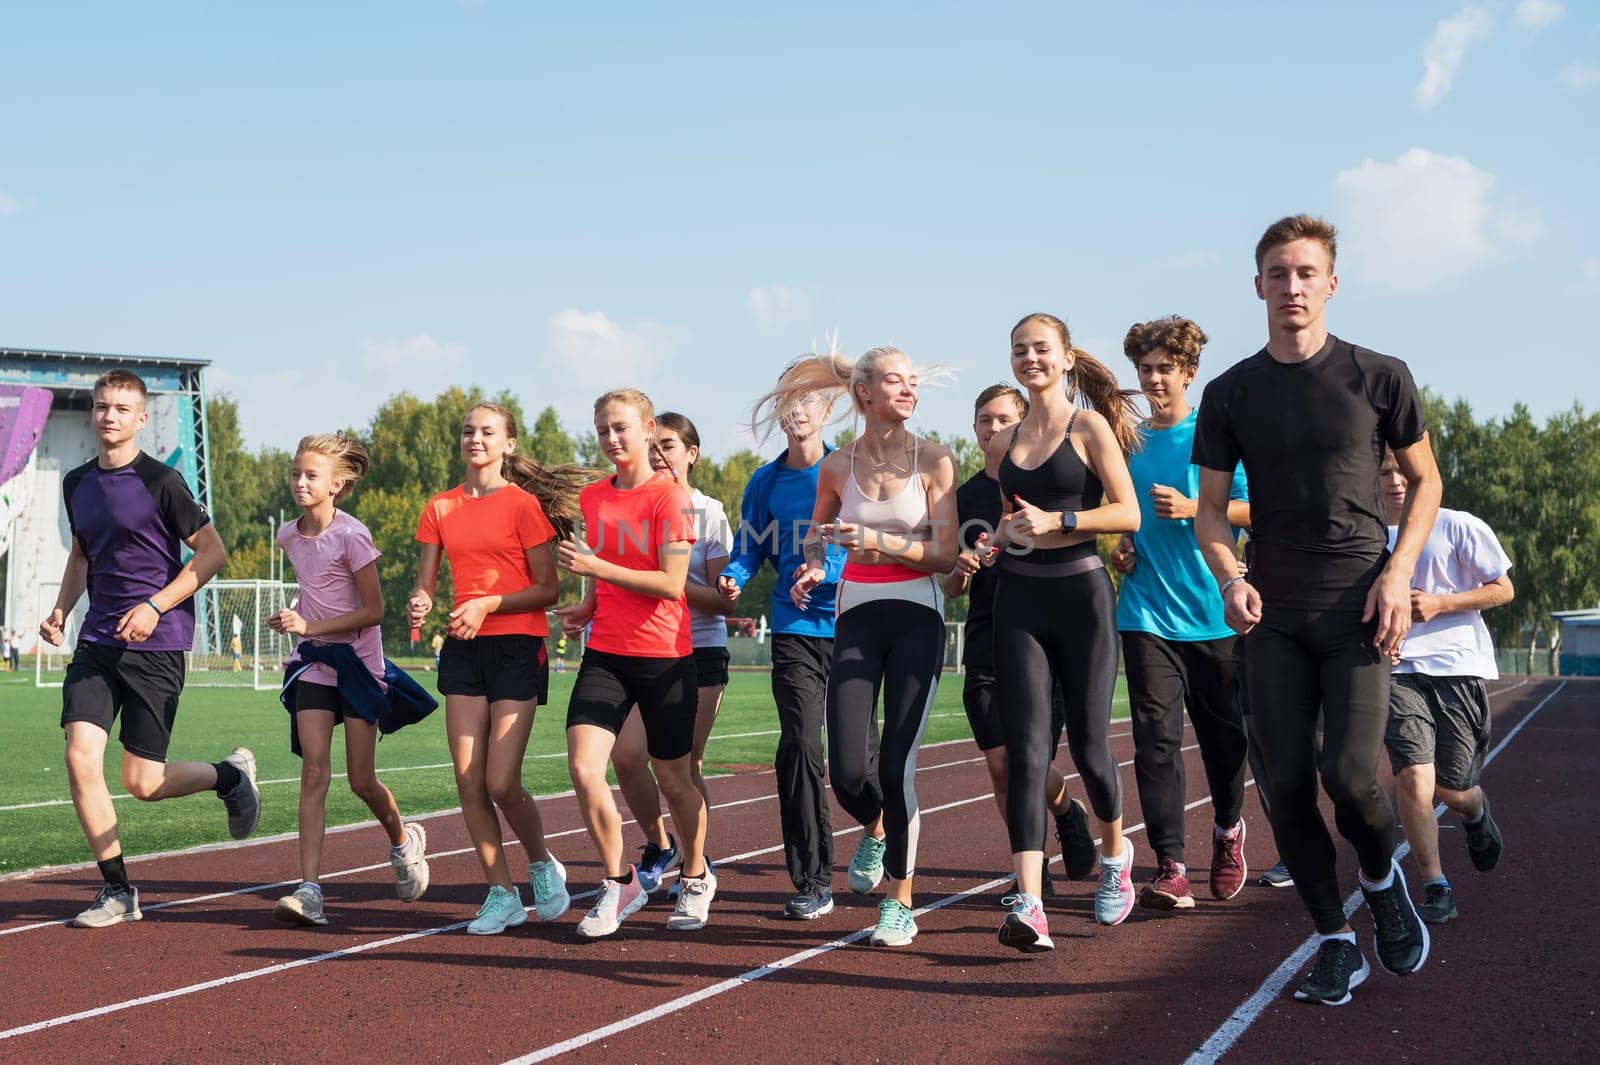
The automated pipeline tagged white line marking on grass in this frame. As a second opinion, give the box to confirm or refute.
[1183,679,1565,1065]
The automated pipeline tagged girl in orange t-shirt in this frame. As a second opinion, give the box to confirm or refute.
[554,389,714,938]
[407,402,591,936]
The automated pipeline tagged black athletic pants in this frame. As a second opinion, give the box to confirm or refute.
[995,564,1122,854]
[1122,632,1248,865]
[1245,606,1395,934]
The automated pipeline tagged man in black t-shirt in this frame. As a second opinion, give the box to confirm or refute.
[1193,215,1443,1007]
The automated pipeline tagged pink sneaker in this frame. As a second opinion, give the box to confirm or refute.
[1210,821,1248,900]
[576,866,648,939]
[1139,857,1195,911]
[1094,839,1136,926]
[998,893,1054,953]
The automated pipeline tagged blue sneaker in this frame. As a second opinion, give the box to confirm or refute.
[636,835,681,894]
[467,885,527,935]
[848,835,886,894]
[1094,839,1136,926]
[528,855,571,922]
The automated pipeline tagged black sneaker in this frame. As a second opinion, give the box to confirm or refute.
[1054,799,1098,881]
[1362,861,1431,975]
[1418,882,1458,925]
[1463,791,1503,872]
[1293,939,1370,1006]
[784,887,834,920]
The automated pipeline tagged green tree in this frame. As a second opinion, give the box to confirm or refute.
[527,405,576,466]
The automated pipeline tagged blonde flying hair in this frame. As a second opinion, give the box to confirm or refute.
[749,341,951,442]
[295,432,371,504]
[1012,313,1143,457]
[467,403,598,540]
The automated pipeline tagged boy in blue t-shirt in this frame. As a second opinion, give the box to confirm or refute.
[1110,317,1252,911]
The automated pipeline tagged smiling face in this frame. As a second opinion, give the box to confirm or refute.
[780,390,833,442]
[290,450,342,509]
[595,400,653,469]
[460,406,514,472]
[857,351,919,423]
[1010,320,1073,393]
[91,385,149,449]
[1255,237,1338,335]
[651,426,697,481]
[1135,347,1196,410]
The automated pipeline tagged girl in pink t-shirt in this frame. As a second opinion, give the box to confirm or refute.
[266,433,429,927]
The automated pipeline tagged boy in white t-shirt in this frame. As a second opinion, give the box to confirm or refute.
[1379,451,1514,925]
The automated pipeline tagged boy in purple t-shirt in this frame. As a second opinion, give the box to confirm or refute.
[39,370,260,929]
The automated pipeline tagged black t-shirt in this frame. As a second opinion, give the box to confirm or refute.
[954,470,1004,668]
[1192,335,1426,611]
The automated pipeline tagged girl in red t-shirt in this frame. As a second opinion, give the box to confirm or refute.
[407,402,591,936]
[554,389,714,938]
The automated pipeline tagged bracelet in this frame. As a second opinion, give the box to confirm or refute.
[1219,576,1247,595]
[143,598,165,617]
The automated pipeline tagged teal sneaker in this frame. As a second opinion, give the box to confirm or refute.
[467,885,528,935]
[869,898,918,946]
[529,856,571,922]
[1095,839,1136,926]
[848,835,887,894]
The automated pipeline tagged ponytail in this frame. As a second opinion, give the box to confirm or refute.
[466,402,600,540]
[1013,313,1142,457]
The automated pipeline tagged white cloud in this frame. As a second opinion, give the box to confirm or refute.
[358,333,467,371]
[0,192,17,216]
[1514,0,1564,30]
[1415,5,1494,109]
[1560,61,1600,89]
[544,309,676,390]
[1333,147,1541,291]
[745,285,813,328]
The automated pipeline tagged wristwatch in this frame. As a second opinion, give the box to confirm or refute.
[1059,511,1078,533]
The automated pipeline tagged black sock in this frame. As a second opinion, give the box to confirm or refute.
[610,869,635,886]
[213,761,242,795]
[98,855,131,891]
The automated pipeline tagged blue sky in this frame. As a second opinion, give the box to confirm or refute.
[1,1,1596,459]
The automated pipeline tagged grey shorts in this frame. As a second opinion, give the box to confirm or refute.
[1384,673,1492,790]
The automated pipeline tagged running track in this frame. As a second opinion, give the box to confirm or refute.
[0,678,1590,1064]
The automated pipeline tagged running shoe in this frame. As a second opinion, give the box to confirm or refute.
[529,855,571,922]
[1418,882,1458,925]
[1054,798,1099,880]
[869,898,918,947]
[636,834,681,894]
[1210,820,1248,900]
[784,887,835,920]
[1362,860,1430,975]
[998,893,1054,953]
[666,866,718,931]
[576,869,648,939]
[73,883,141,928]
[274,883,329,927]
[999,865,1057,905]
[467,884,528,936]
[1293,938,1369,1006]
[1463,791,1503,872]
[219,747,261,840]
[1094,840,1136,926]
[1259,860,1294,888]
[1139,857,1194,911]
[848,835,886,894]
[391,822,430,903]
[668,857,713,900]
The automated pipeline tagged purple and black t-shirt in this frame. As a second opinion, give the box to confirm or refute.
[63,452,211,653]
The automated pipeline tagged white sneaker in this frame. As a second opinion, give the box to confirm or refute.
[274,883,329,927]
[666,867,717,931]
[391,822,430,903]
[73,883,142,928]
[576,868,648,939]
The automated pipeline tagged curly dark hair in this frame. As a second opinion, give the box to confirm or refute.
[1122,315,1209,373]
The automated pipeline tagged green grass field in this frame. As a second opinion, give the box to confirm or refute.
[0,669,1129,876]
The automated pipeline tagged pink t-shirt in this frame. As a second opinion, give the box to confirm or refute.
[278,510,385,688]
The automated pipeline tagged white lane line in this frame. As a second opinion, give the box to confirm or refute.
[0,728,1133,882]
[0,742,1176,1039]
[1183,679,1567,1065]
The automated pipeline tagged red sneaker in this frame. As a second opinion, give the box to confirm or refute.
[1211,821,1248,900]
[998,893,1054,953]
[1139,857,1195,911]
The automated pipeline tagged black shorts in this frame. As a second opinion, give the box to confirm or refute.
[292,680,371,724]
[567,648,698,760]
[1385,673,1492,791]
[60,642,186,763]
[693,646,730,688]
[437,634,549,704]
[963,667,1066,754]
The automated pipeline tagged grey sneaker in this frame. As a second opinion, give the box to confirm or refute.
[1259,860,1295,888]
[73,883,142,928]
[274,883,328,927]
[391,822,430,902]
[220,747,261,839]
[666,868,718,931]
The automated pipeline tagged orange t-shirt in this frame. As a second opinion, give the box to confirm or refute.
[582,472,696,657]
[415,483,557,638]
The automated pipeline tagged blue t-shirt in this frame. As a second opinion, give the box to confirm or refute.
[1115,409,1248,642]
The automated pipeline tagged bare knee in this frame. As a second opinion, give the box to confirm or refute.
[568,757,610,801]
[611,743,649,780]
[121,768,163,802]
[1435,783,1475,812]
[1395,765,1435,803]
[347,772,383,805]
[486,770,526,810]
[65,743,103,786]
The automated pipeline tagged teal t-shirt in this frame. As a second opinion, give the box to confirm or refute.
[1114,408,1248,641]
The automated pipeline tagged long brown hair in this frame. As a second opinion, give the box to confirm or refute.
[1012,313,1142,456]
[467,403,599,539]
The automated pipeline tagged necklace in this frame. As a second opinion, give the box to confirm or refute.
[860,434,912,474]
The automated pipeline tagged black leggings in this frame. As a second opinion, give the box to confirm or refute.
[1245,606,1394,934]
[826,588,944,882]
[994,560,1121,854]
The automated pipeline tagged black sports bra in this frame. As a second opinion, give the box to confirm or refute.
[997,410,1103,563]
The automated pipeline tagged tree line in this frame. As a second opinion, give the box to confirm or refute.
[206,387,1598,654]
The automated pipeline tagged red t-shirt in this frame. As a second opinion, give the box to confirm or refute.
[415,484,556,638]
[581,472,696,657]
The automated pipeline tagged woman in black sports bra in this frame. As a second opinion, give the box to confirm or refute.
[986,312,1143,954]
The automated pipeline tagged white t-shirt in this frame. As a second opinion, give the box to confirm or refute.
[686,487,733,649]
[1387,508,1511,680]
